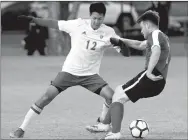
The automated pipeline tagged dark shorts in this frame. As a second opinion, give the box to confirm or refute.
[122,68,166,103]
[51,72,108,94]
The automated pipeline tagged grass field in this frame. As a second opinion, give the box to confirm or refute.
[1,55,187,139]
[1,33,187,139]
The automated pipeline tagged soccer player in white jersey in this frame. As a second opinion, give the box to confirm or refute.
[10,3,122,138]
[86,10,171,139]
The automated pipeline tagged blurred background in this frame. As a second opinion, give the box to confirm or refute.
[1,1,188,56]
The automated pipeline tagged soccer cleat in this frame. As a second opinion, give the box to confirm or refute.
[9,128,25,138]
[103,132,122,139]
[86,123,110,133]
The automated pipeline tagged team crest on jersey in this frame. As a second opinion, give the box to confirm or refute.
[100,35,103,39]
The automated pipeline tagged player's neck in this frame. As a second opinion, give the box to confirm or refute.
[90,23,101,31]
[149,27,159,34]
[91,26,100,31]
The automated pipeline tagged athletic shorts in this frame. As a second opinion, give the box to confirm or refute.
[122,68,166,103]
[51,72,108,94]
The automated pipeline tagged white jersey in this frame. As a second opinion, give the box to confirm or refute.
[58,18,119,76]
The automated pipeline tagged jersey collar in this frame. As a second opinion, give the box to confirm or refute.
[89,20,102,32]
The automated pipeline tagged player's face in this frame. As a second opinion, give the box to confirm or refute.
[140,21,149,39]
[90,12,104,30]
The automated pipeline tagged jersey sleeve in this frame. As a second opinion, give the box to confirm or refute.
[149,30,161,49]
[111,29,121,40]
[109,29,121,52]
[58,18,82,34]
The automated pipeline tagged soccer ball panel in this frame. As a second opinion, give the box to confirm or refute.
[131,128,140,137]
[137,120,147,129]
[129,120,137,129]
[141,129,149,137]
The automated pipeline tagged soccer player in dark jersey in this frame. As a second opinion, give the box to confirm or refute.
[86,10,171,139]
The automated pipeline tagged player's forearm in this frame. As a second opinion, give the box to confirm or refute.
[32,18,59,29]
[120,38,144,50]
[147,46,161,73]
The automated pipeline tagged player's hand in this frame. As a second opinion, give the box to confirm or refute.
[110,37,121,46]
[18,15,34,22]
[110,37,130,57]
[146,72,163,81]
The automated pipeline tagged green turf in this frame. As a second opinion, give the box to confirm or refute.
[1,55,187,139]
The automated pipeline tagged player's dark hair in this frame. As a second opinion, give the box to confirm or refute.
[137,10,160,26]
[89,2,106,16]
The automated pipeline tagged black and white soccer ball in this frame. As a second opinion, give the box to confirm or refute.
[129,119,149,138]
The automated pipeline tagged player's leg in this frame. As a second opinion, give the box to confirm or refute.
[27,45,36,56]
[21,85,60,127]
[10,72,74,138]
[80,74,114,122]
[86,85,130,135]
[86,71,146,134]
[98,85,114,122]
[96,102,125,139]
[103,69,166,139]
[97,70,145,123]
[9,85,60,138]
[37,45,46,56]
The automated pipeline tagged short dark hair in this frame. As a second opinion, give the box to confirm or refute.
[137,10,160,26]
[89,2,106,16]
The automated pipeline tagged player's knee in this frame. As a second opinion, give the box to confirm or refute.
[112,85,128,104]
[105,98,112,106]
[114,85,123,94]
[103,96,112,107]
[100,85,114,102]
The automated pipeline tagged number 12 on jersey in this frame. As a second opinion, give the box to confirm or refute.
[86,40,97,50]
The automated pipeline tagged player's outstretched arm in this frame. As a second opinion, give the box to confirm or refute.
[110,37,147,51]
[18,15,59,29]
[120,38,147,50]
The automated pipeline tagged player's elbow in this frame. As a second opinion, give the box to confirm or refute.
[139,40,147,50]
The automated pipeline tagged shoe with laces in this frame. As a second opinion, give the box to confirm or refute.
[86,123,110,133]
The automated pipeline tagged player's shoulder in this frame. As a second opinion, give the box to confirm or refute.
[75,18,88,26]
[99,24,116,35]
[152,29,166,37]
[149,29,168,43]
[66,18,90,27]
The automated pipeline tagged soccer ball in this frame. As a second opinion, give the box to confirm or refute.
[129,119,149,138]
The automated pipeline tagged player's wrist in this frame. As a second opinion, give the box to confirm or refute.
[110,37,120,46]
[146,70,152,75]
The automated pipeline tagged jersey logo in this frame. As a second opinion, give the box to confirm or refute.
[82,31,86,35]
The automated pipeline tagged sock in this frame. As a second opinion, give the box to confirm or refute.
[100,101,110,122]
[19,104,42,131]
[110,102,124,133]
[102,105,112,125]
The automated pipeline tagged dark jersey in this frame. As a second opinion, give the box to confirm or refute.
[145,30,171,79]
[24,23,48,46]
